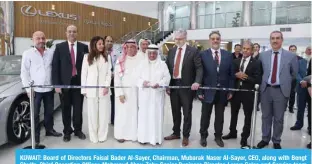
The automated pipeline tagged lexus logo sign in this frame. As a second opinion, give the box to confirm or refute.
[20,5,78,21]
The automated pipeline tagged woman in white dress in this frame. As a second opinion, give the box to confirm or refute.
[114,39,143,143]
[81,36,112,143]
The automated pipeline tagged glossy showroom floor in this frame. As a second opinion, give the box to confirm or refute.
[0,96,310,163]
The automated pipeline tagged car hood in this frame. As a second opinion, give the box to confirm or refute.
[0,75,22,96]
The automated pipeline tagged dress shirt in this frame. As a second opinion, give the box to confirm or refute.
[239,56,251,86]
[240,56,251,73]
[306,57,311,69]
[20,47,54,93]
[173,43,187,79]
[267,48,282,85]
[68,40,77,63]
[211,48,221,64]
[211,48,221,72]
[109,50,118,72]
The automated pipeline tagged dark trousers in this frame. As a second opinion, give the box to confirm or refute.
[110,77,115,124]
[295,87,311,130]
[170,80,193,138]
[200,91,225,138]
[229,91,254,140]
[34,91,54,143]
[61,76,84,135]
[288,79,297,110]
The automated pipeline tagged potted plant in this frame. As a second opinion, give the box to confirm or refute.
[232,13,240,27]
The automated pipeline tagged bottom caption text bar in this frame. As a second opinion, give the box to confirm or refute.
[16,149,311,164]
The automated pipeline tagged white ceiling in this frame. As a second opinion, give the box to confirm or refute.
[75,1,159,18]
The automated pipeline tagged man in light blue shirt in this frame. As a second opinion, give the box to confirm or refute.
[257,31,298,149]
[20,31,62,146]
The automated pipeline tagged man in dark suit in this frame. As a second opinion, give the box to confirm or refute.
[232,44,243,59]
[198,31,235,147]
[290,46,311,132]
[164,29,203,146]
[287,45,299,113]
[222,41,262,148]
[52,25,89,142]
[104,35,117,125]
[306,60,311,149]
[252,43,261,111]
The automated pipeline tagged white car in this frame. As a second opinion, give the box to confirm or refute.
[0,55,61,145]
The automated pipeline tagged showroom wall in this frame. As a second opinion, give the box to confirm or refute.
[14,1,157,55]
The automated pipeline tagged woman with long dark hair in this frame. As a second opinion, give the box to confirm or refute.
[81,36,112,143]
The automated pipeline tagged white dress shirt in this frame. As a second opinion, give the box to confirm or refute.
[239,56,251,86]
[239,56,251,73]
[20,47,54,93]
[68,40,77,63]
[173,43,187,79]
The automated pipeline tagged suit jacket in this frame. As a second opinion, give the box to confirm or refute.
[233,57,262,92]
[199,48,235,104]
[165,45,203,87]
[296,56,308,84]
[259,49,298,97]
[52,41,89,86]
[232,52,243,59]
[81,54,112,97]
[307,60,311,87]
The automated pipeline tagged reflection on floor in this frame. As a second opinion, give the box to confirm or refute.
[0,96,310,163]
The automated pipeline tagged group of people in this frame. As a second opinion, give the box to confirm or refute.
[20,24,311,149]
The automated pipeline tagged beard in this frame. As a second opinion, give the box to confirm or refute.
[35,43,45,49]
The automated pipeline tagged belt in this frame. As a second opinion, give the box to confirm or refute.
[267,84,280,88]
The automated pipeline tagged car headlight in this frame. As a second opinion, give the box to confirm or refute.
[0,97,6,103]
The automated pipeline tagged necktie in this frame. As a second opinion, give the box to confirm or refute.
[173,48,182,78]
[70,43,76,76]
[271,52,278,84]
[240,58,246,72]
[214,51,219,66]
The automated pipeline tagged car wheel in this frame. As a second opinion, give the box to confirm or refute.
[6,95,31,144]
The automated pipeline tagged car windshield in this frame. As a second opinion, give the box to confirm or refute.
[0,56,22,75]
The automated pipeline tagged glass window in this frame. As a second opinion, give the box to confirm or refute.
[175,5,190,18]
[251,1,272,26]
[215,1,242,13]
[276,1,311,24]
[215,13,226,28]
[197,2,214,29]
[215,1,243,27]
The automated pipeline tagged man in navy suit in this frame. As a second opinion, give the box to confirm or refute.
[198,31,235,147]
[290,46,311,133]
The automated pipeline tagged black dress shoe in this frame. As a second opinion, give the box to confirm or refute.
[75,131,86,140]
[273,143,282,149]
[222,133,237,140]
[200,137,207,147]
[215,138,224,147]
[290,126,301,130]
[46,129,62,137]
[63,134,71,142]
[257,140,269,149]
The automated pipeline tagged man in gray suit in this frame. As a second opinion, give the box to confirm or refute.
[257,31,298,149]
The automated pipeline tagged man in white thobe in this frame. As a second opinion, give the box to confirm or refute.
[137,44,171,145]
[114,39,141,142]
[137,38,151,60]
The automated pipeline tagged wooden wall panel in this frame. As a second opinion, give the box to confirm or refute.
[14,1,158,42]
